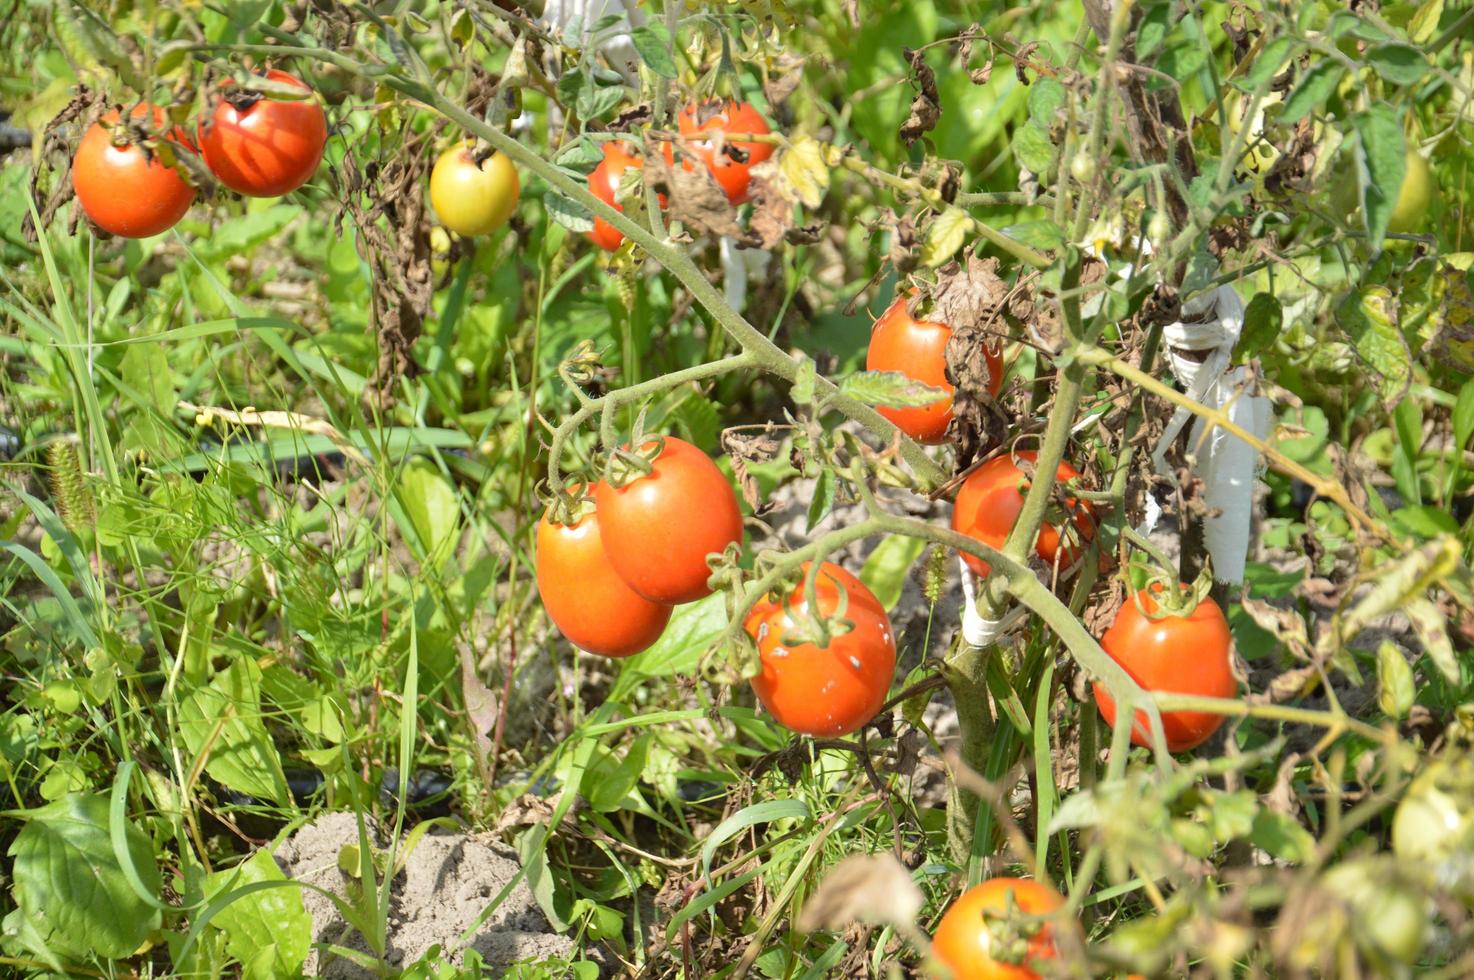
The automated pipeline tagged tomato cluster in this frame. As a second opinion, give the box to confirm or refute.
[71,70,328,239]
[536,437,743,657]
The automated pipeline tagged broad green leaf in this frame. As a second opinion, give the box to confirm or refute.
[397,458,460,562]
[1408,0,1444,43]
[806,465,836,532]
[1367,44,1428,86]
[585,734,651,812]
[179,658,289,804]
[1238,293,1284,360]
[8,793,162,959]
[1234,37,1298,93]
[779,136,831,209]
[859,535,926,612]
[922,207,971,268]
[1336,288,1410,399]
[545,191,595,232]
[1011,123,1055,175]
[610,593,727,699]
[1250,809,1316,862]
[839,370,947,408]
[629,23,677,78]
[1026,77,1068,126]
[1377,641,1416,718]
[204,850,311,980]
[1281,62,1343,124]
[1001,220,1065,251]
[1351,105,1406,244]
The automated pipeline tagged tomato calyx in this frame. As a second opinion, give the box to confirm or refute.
[603,437,664,489]
[1128,570,1213,621]
[539,480,595,528]
[749,558,861,650]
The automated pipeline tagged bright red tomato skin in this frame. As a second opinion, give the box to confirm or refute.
[865,295,1004,444]
[950,451,1095,577]
[587,141,641,251]
[664,100,774,205]
[745,562,896,737]
[594,437,744,604]
[932,878,1065,980]
[535,493,672,657]
[1092,587,1237,752]
[200,69,327,197]
[72,106,195,238]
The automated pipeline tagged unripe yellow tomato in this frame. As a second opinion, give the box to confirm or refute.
[429,143,520,237]
[1388,148,1435,235]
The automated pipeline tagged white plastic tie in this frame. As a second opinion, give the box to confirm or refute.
[959,557,1029,648]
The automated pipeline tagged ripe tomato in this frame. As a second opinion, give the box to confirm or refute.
[199,69,327,198]
[429,142,521,237]
[950,451,1095,577]
[664,100,774,205]
[594,437,744,604]
[865,295,1004,445]
[932,877,1066,980]
[536,490,672,657]
[587,141,641,252]
[1091,585,1236,752]
[1388,147,1434,235]
[744,561,895,737]
[72,105,195,238]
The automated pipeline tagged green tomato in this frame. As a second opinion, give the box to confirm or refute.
[1388,149,1435,235]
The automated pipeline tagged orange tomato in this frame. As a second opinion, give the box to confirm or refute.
[950,451,1095,577]
[932,878,1066,980]
[199,69,327,198]
[866,294,1004,444]
[587,141,641,251]
[535,490,672,657]
[1092,585,1237,752]
[745,562,895,737]
[665,100,774,205]
[72,105,195,238]
[594,437,744,604]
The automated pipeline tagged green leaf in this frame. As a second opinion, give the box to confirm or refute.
[1026,77,1068,126]
[204,850,311,980]
[839,369,948,408]
[1249,809,1316,862]
[806,465,836,532]
[1336,288,1410,399]
[610,593,726,700]
[1234,37,1298,93]
[1377,641,1415,718]
[545,191,595,233]
[1351,105,1407,244]
[555,136,606,168]
[1453,377,1474,452]
[1281,62,1344,124]
[1000,220,1065,251]
[1011,123,1055,175]
[1238,293,1284,360]
[859,535,926,612]
[585,734,650,812]
[8,793,162,959]
[791,359,817,406]
[397,458,461,562]
[922,207,971,268]
[1391,505,1459,538]
[1367,44,1428,86]
[179,658,289,804]
[629,24,678,78]
[1405,597,1459,682]
[1408,0,1444,43]
[700,800,809,881]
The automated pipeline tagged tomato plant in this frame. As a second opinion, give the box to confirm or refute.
[866,294,1003,444]
[198,69,327,198]
[951,451,1094,577]
[593,436,744,605]
[535,491,672,657]
[665,99,774,205]
[71,105,195,238]
[428,142,521,237]
[1091,585,1237,752]
[931,877,1066,980]
[744,561,895,737]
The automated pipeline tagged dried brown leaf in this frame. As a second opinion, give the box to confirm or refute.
[795,853,923,934]
[899,48,941,146]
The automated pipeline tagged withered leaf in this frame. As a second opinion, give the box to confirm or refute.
[899,47,941,145]
[644,146,759,245]
[795,852,924,934]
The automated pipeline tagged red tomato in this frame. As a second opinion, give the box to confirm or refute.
[950,451,1095,577]
[72,105,195,238]
[664,100,774,205]
[587,141,640,251]
[932,878,1066,980]
[594,437,744,604]
[1092,586,1237,752]
[865,295,1004,444]
[199,69,327,197]
[536,490,672,657]
[744,561,895,737]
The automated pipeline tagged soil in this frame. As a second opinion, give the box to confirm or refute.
[272,811,582,977]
